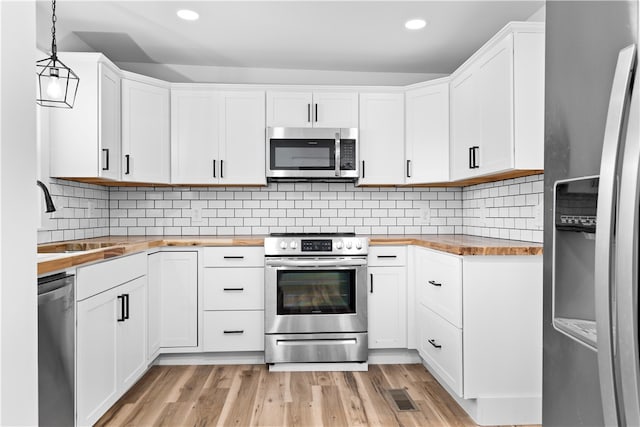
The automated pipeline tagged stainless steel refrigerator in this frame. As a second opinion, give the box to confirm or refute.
[544,1,639,425]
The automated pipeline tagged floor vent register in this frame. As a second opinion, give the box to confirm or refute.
[386,388,419,412]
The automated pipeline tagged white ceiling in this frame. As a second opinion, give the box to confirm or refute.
[36,1,544,82]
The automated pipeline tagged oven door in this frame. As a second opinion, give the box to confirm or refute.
[264,257,368,334]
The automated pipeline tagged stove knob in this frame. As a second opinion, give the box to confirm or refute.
[335,240,344,250]
[280,241,287,250]
[355,240,363,250]
[290,241,298,249]
[346,240,353,249]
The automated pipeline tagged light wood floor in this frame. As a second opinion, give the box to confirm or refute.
[96,364,535,427]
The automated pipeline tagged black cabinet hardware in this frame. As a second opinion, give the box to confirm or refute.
[377,255,397,259]
[362,160,365,179]
[406,160,411,178]
[102,149,109,171]
[370,273,374,293]
[117,295,126,322]
[307,104,311,123]
[223,330,244,334]
[428,280,442,287]
[221,160,224,178]
[468,147,473,169]
[124,154,130,175]
[315,103,318,122]
[124,294,130,320]
[213,159,216,178]
[223,256,244,259]
[469,146,480,169]
[428,339,442,349]
[223,287,244,291]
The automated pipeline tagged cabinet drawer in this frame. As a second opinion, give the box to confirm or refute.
[203,310,264,352]
[203,247,264,267]
[368,246,406,266]
[203,268,264,310]
[418,305,463,397]
[417,248,462,327]
[77,252,146,301]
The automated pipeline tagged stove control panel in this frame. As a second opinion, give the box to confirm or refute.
[301,239,332,252]
[265,236,368,256]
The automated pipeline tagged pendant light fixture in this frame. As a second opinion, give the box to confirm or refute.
[36,0,79,108]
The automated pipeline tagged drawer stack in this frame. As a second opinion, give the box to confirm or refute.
[202,247,265,352]
[415,246,463,397]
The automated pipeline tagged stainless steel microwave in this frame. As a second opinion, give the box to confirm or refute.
[266,127,358,180]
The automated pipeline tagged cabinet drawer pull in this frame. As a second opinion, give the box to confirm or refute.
[428,280,442,287]
[223,256,244,259]
[428,339,442,349]
[223,330,244,334]
[377,255,397,259]
[307,103,311,123]
[223,287,244,292]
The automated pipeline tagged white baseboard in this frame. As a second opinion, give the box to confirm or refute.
[154,351,264,365]
[368,348,421,364]
[268,362,368,372]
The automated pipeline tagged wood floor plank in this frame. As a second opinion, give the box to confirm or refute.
[96,363,541,427]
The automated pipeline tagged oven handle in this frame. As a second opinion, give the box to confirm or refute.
[276,338,358,346]
[265,258,367,268]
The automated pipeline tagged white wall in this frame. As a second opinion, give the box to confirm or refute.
[0,1,38,425]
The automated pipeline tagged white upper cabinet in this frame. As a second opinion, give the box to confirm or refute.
[49,53,121,180]
[218,91,266,185]
[171,90,220,184]
[450,23,544,181]
[121,77,170,183]
[266,91,358,128]
[358,93,405,185]
[170,89,265,185]
[405,79,450,184]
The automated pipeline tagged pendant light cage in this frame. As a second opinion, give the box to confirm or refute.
[36,0,79,108]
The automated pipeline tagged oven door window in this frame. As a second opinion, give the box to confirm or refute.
[270,139,335,170]
[277,270,356,315]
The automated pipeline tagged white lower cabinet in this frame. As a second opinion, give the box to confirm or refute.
[76,253,147,426]
[368,246,407,349]
[203,247,265,352]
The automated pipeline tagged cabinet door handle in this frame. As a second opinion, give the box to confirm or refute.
[468,147,473,169]
[117,295,126,322]
[370,273,374,293]
[223,256,244,259]
[315,103,318,122]
[428,280,442,287]
[471,146,480,169]
[124,294,130,320]
[377,255,397,259]
[362,160,365,179]
[428,339,442,349]
[220,160,224,178]
[223,330,244,334]
[213,159,216,178]
[406,160,411,178]
[307,103,311,123]
[124,154,130,175]
[102,148,109,171]
[223,287,244,291]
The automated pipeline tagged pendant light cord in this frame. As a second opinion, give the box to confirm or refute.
[50,0,57,61]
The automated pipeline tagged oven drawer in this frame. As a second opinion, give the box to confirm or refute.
[368,246,406,266]
[265,332,368,363]
[416,248,462,327]
[203,268,264,310]
[203,310,264,352]
[203,247,264,268]
[418,305,463,397]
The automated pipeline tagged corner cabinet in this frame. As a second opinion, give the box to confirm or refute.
[367,246,407,349]
[49,53,121,180]
[170,89,265,185]
[414,246,542,425]
[121,76,170,183]
[450,23,544,181]
[266,91,358,128]
[405,79,450,184]
[358,93,405,185]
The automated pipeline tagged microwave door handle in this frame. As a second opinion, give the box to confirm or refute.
[616,64,640,426]
[595,43,636,427]
[335,132,341,177]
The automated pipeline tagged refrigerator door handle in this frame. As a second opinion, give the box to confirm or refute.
[616,59,640,426]
[595,43,636,427]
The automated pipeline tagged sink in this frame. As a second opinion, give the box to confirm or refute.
[38,242,121,254]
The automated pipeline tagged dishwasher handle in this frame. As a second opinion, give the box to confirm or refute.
[38,274,74,303]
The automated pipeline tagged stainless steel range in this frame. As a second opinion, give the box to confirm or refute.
[264,233,369,364]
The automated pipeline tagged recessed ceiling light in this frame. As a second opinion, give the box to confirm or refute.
[177,9,199,21]
[405,19,426,30]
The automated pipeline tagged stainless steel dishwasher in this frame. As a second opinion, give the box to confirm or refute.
[38,273,75,426]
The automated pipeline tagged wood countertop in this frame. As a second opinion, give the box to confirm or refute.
[37,234,542,275]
